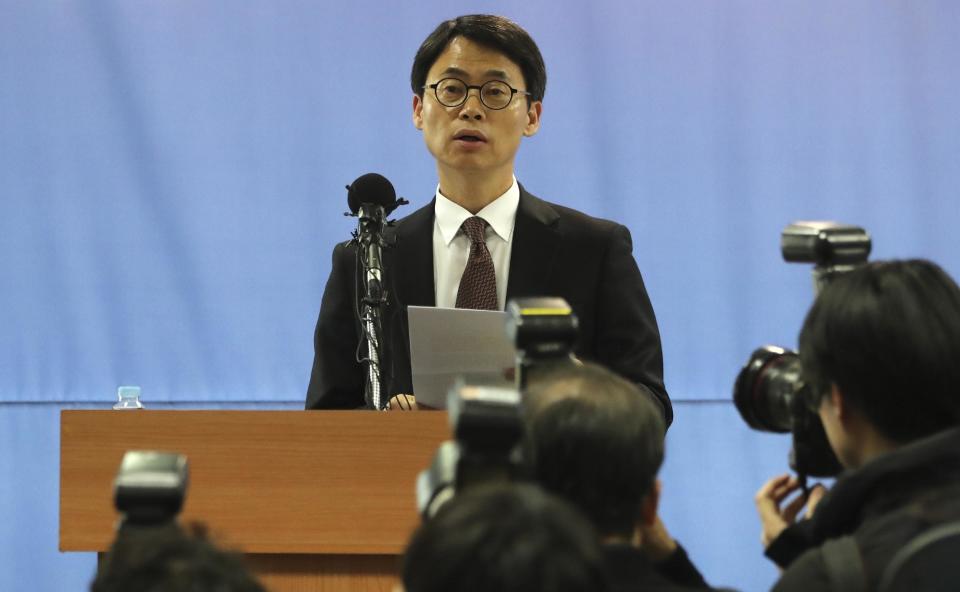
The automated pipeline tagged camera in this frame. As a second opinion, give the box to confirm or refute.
[734,345,844,477]
[734,345,800,433]
[416,383,524,518]
[416,297,581,518]
[733,221,870,477]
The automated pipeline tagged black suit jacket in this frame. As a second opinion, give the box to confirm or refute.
[603,544,723,591]
[306,186,672,425]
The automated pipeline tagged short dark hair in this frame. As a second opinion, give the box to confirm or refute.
[411,14,547,102]
[800,259,960,443]
[524,362,666,538]
[91,523,266,592]
[402,483,609,592]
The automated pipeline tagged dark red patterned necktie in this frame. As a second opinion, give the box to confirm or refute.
[455,216,498,310]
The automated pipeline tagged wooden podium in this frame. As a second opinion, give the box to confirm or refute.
[60,410,451,591]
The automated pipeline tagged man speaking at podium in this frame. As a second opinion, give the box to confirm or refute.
[306,14,671,425]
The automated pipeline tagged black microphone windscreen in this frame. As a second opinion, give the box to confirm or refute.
[347,173,396,214]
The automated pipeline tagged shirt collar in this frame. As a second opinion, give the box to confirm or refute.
[434,177,521,246]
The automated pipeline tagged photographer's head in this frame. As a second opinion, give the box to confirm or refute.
[402,482,609,592]
[524,362,666,541]
[91,523,265,592]
[800,259,960,468]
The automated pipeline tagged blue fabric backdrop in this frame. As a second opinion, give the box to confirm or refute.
[1,1,958,590]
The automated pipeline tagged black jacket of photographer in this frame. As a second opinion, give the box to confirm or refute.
[604,543,736,592]
[767,426,960,591]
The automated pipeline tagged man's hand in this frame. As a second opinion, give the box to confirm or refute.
[754,474,826,549]
[387,394,418,410]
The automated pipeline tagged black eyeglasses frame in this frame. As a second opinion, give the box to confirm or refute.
[423,77,532,110]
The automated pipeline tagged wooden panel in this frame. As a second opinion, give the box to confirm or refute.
[61,410,449,554]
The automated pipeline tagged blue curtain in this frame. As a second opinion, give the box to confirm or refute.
[1,1,957,590]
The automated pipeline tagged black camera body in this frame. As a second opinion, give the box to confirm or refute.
[734,222,870,478]
[416,384,524,518]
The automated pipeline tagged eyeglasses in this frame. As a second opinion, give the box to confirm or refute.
[425,77,531,110]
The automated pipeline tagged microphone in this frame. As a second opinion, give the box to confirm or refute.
[347,173,399,216]
[346,174,399,302]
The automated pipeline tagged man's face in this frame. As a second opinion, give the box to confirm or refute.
[818,386,855,468]
[413,36,542,177]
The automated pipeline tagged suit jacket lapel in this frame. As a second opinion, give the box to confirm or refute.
[390,200,436,308]
[507,186,561,300]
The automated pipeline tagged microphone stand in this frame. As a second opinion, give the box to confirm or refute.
[356,204,387,410]
[349,197,407,410]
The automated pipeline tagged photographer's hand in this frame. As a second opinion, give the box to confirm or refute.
[755,474,826,549]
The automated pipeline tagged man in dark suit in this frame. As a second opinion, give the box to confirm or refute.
[306,14,670,424]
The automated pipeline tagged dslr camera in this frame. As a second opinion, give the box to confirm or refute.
[733,222,871,478]
[416,297,580,518]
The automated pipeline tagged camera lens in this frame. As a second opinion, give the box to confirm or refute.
[733,346,803,433]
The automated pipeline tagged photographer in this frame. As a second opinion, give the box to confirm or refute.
[91,523,266,592]
[93,451,266,592]
[525,363,728,591]
[755,259,960,591]
[402,482,610,592]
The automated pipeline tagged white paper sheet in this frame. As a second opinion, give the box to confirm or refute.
[407,306,515,409]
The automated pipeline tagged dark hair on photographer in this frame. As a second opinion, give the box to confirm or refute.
[91,523,266,592]
[402,483,609,592]
[410,14,547,102]
[524,362,666,539]
[799,259,960,443]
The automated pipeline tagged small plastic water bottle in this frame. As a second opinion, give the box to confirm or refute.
[114,385,144,409]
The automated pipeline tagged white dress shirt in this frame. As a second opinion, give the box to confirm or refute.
[432,178,520,310]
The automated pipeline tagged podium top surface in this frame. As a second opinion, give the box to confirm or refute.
[60,410,450,554]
